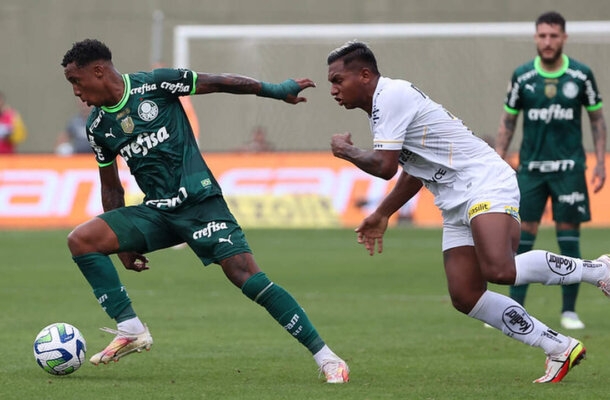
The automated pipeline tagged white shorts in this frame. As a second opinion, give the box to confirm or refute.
[441,170,521,251]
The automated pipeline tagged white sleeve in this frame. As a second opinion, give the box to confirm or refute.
[371,83,422,150]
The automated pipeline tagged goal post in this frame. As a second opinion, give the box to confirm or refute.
[172,22,610,153]
[174,22,610,68]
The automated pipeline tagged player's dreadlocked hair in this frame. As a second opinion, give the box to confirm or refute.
[536,11,566,32]
[61,39,112,68]
[327,40,379,75]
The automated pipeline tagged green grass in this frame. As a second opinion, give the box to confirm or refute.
[1,227,609,399]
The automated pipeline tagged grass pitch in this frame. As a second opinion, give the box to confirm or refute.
[1,227,609,399]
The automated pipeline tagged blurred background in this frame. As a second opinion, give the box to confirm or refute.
[1,0,609,153]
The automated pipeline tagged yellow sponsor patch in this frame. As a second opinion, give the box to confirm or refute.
[468,201,490,219]
[504,205,521,222]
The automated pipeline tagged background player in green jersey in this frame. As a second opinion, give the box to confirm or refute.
[496,11,608,330]
[61,39,349,383]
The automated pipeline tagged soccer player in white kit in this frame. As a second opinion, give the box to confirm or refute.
[327,40,610,383]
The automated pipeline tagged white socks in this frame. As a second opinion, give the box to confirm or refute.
[469,290,569,356]
[313,345,337,367]
[117,317,145,334]
[514,250,606,286]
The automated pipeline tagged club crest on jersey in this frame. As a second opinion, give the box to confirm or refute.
[544,79,557,98]
[562,81,579,99]
[138,100,159,122]
[120,116,135,134]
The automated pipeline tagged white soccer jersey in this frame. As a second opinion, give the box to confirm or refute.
[370,77,514,211]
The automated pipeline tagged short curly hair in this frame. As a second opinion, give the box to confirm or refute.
[61,39,112,68]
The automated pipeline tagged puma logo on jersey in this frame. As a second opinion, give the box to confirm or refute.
[105,128,116,138]
[524,83,536,93]
[219,235,233,245]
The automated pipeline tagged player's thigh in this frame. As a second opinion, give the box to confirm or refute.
[549,172,591,223]
[517,172,549,222]
[182,195,252,266]
[99,205,182,253]
[470,212,520,284]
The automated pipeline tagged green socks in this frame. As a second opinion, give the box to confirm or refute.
[242,272,325,354]
[557,230,581,313]
[72,253,133,321]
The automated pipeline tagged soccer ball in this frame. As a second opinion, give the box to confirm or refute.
[33,322,87,375]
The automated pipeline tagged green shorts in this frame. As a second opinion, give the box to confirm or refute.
[99,195,252,265]
[517,169,591,223]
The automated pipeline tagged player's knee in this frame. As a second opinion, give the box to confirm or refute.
[67,228,87,255]
[450,294,477,314]
[483,263,516,285]
[67,225,103,255]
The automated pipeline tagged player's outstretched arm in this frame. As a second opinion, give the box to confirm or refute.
[194,73,315,104]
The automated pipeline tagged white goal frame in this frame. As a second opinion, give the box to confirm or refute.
[173,21,610,68]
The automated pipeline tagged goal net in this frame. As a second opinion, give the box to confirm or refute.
[173,22,610,153]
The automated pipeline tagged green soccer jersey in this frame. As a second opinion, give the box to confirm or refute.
[86,68,222,209]
[504,54,603,173]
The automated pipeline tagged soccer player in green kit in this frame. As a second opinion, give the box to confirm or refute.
[61,39,349,383]
[496,11,607,330]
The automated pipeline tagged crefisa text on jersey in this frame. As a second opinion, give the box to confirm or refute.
[160,81,190,94]
[120,127,170,161]
[130,83,157,95]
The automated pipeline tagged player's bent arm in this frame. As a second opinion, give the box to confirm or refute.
[376,171,423,217]
[335,146,400,180]
[495,111,518,160]
[194,73,315,103]
[98,162,125,212]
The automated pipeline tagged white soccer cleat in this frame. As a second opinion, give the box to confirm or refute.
[320,355,350,383]
[595,255,610,297]
[560,311,585,330]
[533,337,586,383]
[89,324,153,365]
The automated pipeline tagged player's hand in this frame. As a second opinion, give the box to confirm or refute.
[118,251,150,272]
[283,78,316,104]
[591,163,606,193]
[355,211,389,256]
[330,132,354,159]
